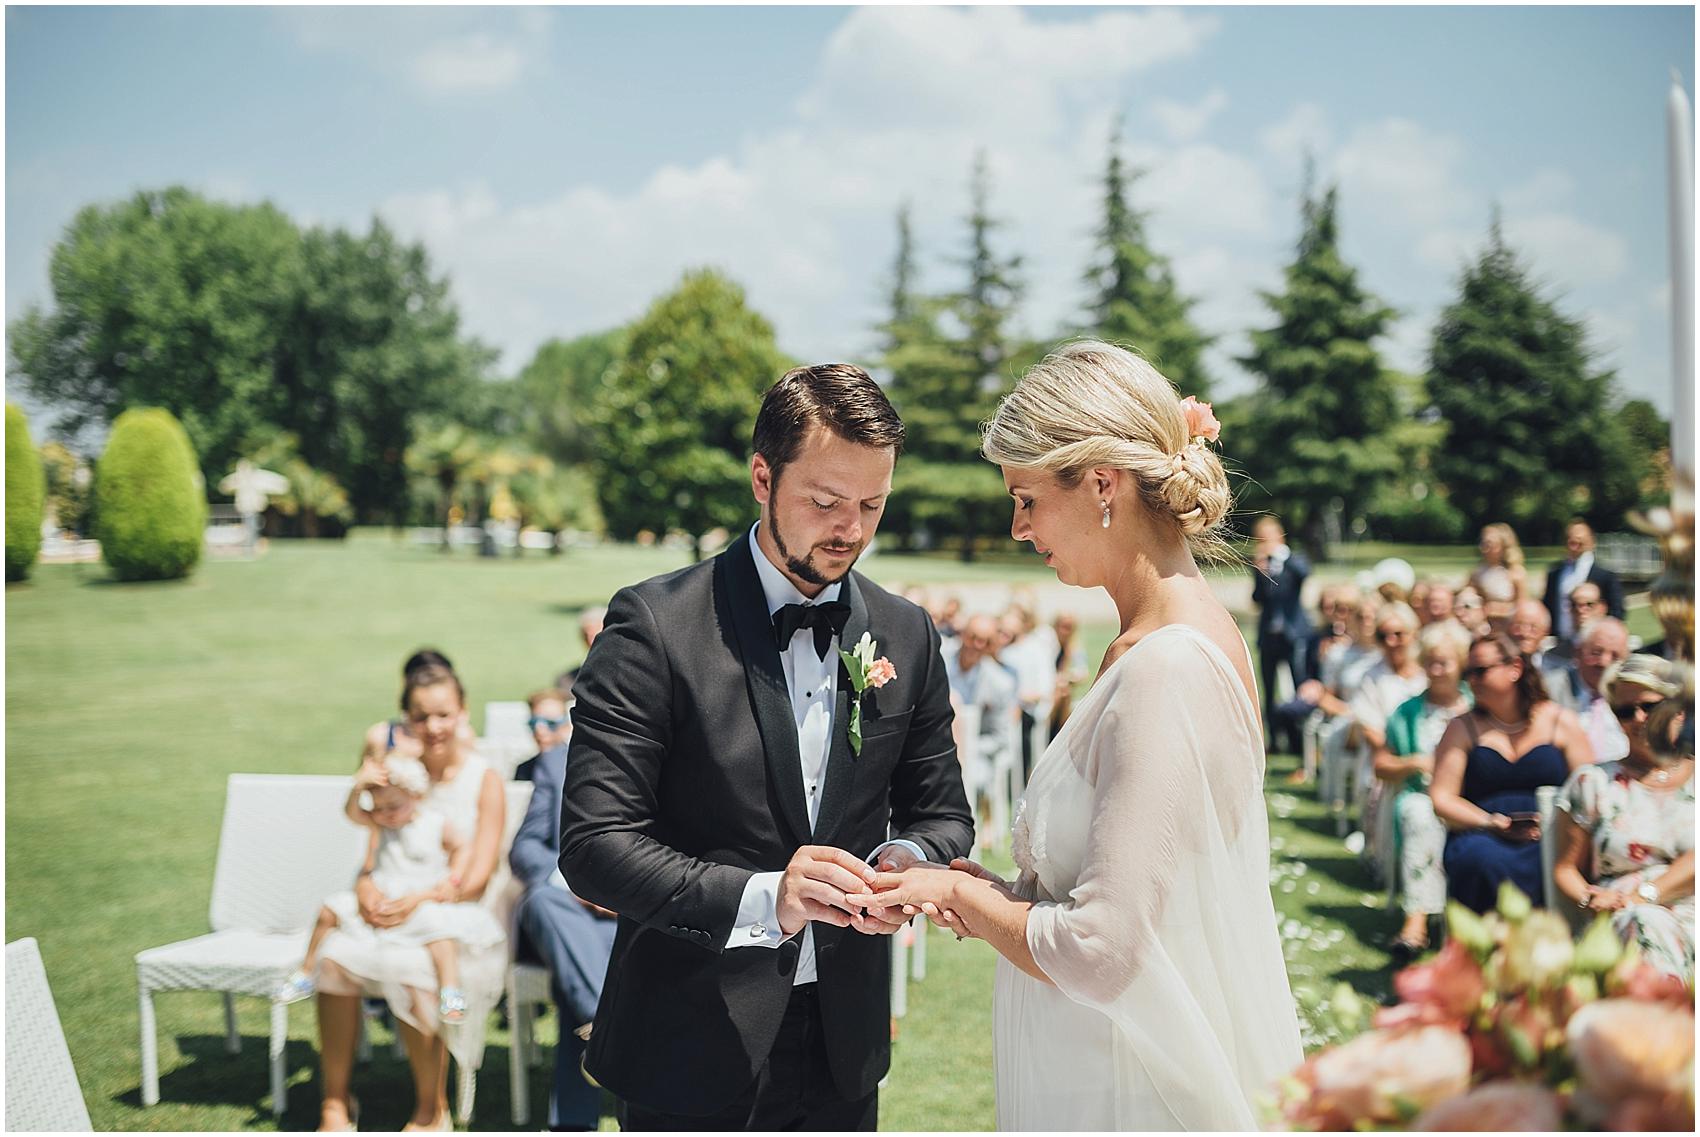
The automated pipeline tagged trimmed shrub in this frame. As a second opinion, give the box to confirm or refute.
[95,408,206,581]
[5,404,45,581]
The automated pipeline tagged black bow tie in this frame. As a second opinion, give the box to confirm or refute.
[772,601,851,661]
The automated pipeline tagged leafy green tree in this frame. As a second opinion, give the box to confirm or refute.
[1427,220,1637,541]
[1082,121,1214,397]
[516,329,630,466]
[39,440,93,537]
[1236,181,1400,556]
[244,431,353,538]
[1617,398,1671,506]
[587,269,788,560]
[94,407,205,581]
[405,422,486,548]
[274,218,493,522]
[6,404,46,581]
[1361,371,1465,542]
[8,188,302,480]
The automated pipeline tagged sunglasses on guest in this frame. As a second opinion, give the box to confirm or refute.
[1463,658,1512,681]
[1376,627,1411,644]
[1610,698,1665,722]
[529,714,570,731]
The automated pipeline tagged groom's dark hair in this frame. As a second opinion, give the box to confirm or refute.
[753,363,905,485]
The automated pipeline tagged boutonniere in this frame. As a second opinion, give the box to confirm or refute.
[839,631,897,755]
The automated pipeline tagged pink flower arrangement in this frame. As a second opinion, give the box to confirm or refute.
[1271,882,1695,1131]
[866,657,897,688]
[1179,395,1220,442]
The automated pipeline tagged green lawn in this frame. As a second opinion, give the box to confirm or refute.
[6,533,1629,1129]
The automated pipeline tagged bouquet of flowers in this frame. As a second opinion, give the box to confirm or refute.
[1271,883,1693,1131]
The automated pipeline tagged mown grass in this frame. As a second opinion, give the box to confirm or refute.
[6,533,1657,1129]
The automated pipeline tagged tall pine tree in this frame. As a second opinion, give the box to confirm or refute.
[1427,217,1637,542]
[1236,179,1400,555]
[877,157,1025,560]
[1083,120,1214,397]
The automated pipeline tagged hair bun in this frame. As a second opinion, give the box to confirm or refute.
[1160,444,1231,536]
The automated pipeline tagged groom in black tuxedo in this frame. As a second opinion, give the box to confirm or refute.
[560,363,974,1130]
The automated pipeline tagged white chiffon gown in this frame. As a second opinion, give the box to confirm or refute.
[995,624,1301,1130]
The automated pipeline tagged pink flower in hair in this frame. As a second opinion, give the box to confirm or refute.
[1180,396,1220,442]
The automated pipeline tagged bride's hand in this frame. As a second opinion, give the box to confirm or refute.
[848,865,975,938]
[949,857,1011,888]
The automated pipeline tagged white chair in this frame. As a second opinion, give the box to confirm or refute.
[506,962,553,1127]
[135,774,364,1115]
[1534,785,1589,933]
[7,938,92,1131]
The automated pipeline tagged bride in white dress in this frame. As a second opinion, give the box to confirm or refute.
[851,341,1301,1130]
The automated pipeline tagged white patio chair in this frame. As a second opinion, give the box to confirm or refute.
[506,961,553,1127]
[135,774,364,1115]
[1534,785,1589,932]
[6,938,92,1131]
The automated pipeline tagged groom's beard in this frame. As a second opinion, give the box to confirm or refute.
[768,512,863,587]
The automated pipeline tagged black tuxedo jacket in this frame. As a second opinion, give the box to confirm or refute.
[1542,559,1627,627]
[559,532,973,1115]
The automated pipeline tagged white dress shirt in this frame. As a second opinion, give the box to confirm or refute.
[725,526,923,983]
[1555,552,1594,640]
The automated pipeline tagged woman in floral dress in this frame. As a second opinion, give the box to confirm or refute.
[1555,654,1694,980]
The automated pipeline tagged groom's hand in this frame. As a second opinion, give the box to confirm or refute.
[776,845,879,936]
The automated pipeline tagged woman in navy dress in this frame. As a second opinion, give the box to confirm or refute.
[1430,631,1596,912]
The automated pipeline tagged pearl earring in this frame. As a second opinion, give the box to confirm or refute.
[1101,501,1111,529]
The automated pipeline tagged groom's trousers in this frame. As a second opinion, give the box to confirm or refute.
[615,983,877,1131]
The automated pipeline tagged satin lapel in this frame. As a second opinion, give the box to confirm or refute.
[812,572,869,841]
[722,532,812,847]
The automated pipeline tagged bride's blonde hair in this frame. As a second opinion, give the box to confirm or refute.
[981,340,1234,561]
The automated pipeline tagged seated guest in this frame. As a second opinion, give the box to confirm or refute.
[1551,581,1607,662]
[1350,603,1428,753]
[1508,599,1583,710]
[1416,580,1456,628]
[1452,585,1490,638]
[511,742,618,1130]
[931,593,964,640]
[1048,611,1089,739]
[1373,621,1473,957]
[1569,618,1632,763]
[945,614,1020,827]
[1554,655,1694,981]
[1348,603,1429,861]
[998,604,1056,782]
[515,689,573,783]
[1314,597,1387,807]
[1431,632,1596,913]
[1268,586,1359,748]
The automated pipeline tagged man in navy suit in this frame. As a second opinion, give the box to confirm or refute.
[1542,519,1625,641]
[1250,515,1311,754]
[510,744,617,1130]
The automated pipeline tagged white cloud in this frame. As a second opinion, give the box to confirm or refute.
[1503,168,1575,213]
[1330,118,1471,228]
[1504,212,1629,286]
[799,6,1219,138]
[1259,102,1331,163]
[374,7,1232,369]
[409,35,526,94]
[278,8,550,96]
[1151,89,1229,143]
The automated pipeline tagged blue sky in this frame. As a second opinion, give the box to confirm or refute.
[6,6,1694,420]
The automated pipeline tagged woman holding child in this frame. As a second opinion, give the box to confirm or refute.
[312,658,507,1132]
